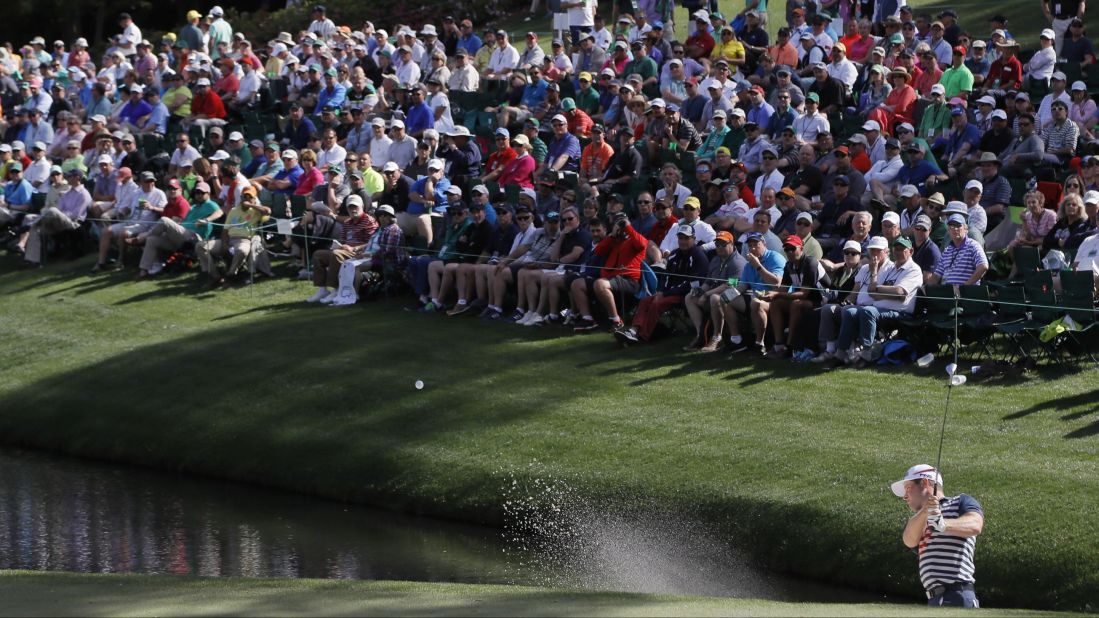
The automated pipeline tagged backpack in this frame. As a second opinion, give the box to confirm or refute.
[878,339,916,365]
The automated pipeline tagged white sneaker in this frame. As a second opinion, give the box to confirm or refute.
[297,268,312,280]
[319,290,339,304]
[306,288,329,303]
[525,313,544,326]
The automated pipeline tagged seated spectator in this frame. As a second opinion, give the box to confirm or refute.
[1042,100,1079,165]
[810,238,865,362]
[195,186,273,287]
[1043,194,1093,257]
[19,168,90,266]
[519,207,593,326]
[134,179,221,278]
[615,224,710,344]
[766,234,828,359]
[724,231,787,355]
[929,214,989,285]
[1000,113,1044,177]
[685,231,748,351]
[1023,29,1057,87]
[1007,190,1057,260]
[571,214,648,332]
[481,210,559,320]
[910,215,942,283]
[830,236,922,366]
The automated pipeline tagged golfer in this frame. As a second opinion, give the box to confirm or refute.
[892,464,984,608]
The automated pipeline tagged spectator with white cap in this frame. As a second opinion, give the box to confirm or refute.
[485,30,520,81]
[183,77,228,137]
[1037,70,1072,129]
[207,6,233,59]
[20,107,53,147]
[1068,80,1097,139]
[24,142,51,190]
[864,137,904,208]
[961,180,988,246]
[386,119,418,170]
[930,214,988,286]
[965,40,991,87]
[1024,29,1058,88]
[134,179,222,279]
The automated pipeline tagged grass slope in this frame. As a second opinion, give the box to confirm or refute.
[0,571,1075,617]
[1,255,1097,610]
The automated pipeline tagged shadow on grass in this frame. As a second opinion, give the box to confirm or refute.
[0,302,613,514]
[1002,387,1099,439]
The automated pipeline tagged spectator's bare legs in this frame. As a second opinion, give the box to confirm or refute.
[523,268,544,314]
[592,278,621,324]
[427,259,446,302]
[752,299,771,346]
[570,277,592,317]
[440,262,462,302]
[491,267,515,308]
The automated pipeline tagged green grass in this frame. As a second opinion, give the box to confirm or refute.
[1,254,1098,612]
[0,571,1074,617]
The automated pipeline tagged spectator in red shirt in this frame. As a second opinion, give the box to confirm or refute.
[480,127,518,182]
[571,213,649,332]
[496,134,537,189]
[562,98,593,137]
[984,40,1024,93]
[184,77,228,137]
[214,58,240,100]
[161,179,191,220]
[684,14,716,60]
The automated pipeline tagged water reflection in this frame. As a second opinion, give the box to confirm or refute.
[0,448,518,582]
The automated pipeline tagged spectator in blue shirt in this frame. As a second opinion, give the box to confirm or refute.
[931,107,981,178]
[314,68,347,115]
[141,89,170,135]
[118,85,154,130]
[746,85,775,130]
[283,104,317,151]
[269,149,304,195]
[897,142,946,193]
[766,95,798,140]
[404,85,435,138]
[2,163,35,227]
[457,20,482,56]
[546,114,581,172]
[408,158,451,219]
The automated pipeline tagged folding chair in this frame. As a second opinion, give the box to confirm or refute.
[1022,270,1068,365]
[1058,270,1099,363]
[992,283,1038,365]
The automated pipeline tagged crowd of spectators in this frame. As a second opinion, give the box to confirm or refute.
[1,2,1098,367]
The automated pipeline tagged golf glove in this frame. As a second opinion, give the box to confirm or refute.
[927,513,946,533]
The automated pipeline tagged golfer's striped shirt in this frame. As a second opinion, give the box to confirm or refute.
[917,494,983,590]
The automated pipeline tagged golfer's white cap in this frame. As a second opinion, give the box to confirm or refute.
[891,464,942,497]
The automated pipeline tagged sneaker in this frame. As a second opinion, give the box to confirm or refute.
[727,339,750,354]
[306,289,329,303]
[319,291,339,304]
[505,310,527,323]
[524,313,545,326]
[420,301,440,313]
[90,263,105,273]
[751,342,767,356]
[404,300,426,312]
[700,336,724,353]
[811,351,834,363]
[573,318,600,333]
[794,350,816,362]
[617,327,639,342]
[297,268,312,280]
[562,312,577,326]
[477,306,495,319]
[859,346,877,362]
[447,303,472,317]
[484,308,503,321]
[545,312,561,325]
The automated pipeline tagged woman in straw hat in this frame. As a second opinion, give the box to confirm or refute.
[865,66,917,135]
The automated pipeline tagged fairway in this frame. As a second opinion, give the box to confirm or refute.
[1,255,1097,611]
[0,571,1075,617]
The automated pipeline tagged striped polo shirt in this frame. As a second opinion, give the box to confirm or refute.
[934,237,988,285]
[917,494,983,590]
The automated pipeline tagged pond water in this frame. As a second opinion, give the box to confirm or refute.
[0,448,882,603]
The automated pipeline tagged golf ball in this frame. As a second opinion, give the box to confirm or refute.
[415,380,424,390]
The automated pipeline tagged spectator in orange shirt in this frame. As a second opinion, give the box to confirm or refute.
[767,27,799,69]
[480,127,518,183]
[562,97,593,137]
[579,124,614,193]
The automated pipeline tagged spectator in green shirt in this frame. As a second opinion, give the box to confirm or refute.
[574,72,601,116]
[939,46,974,99]
[625,40,660,99]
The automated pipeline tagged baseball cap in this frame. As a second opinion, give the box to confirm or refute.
[782,234,803,248]
[715,231,734,243]
[445,185,463,197]
[914,215,933,230]
[382,161,400,173]
[97,154,113,165]
[832,173,850,186]
[1041,28,1056,40]
[281,149,298,160]
[950,107,966,116]
[890,464,942,497]
[744,231,764,243]
[892,236,913,249]
[676,224,696,237]
[376,204,396,217]
[140,171,157,182]
[867,236,889,250]
[796,212,813,224]
[683,196,702,210]
[882,211,901,226]
[965,179,983,192]
[861,120,881,132]
[427,158,445,171]
[1052,70,1067,81]
[899,185,920,198]
[842,240,863,253]
[930,84,946,96]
